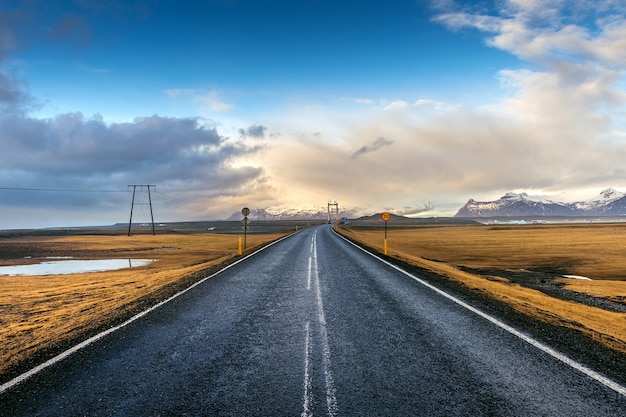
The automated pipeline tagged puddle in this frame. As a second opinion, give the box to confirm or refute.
[562,275,592,281]
[0,259,154,276]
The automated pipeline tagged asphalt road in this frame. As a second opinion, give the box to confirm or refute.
[2,226,626,416]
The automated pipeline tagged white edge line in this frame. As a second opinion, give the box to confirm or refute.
[332,227,626,398]
[0,231,299,394]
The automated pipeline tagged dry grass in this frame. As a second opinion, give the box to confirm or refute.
[336,224,626,354]
[0,232,287,379]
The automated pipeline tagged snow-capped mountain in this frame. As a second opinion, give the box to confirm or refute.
[226,206,357,221]
[455,189,626,217]
[568,188,626,214]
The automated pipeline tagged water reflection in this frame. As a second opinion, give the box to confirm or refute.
[0,259,154,276]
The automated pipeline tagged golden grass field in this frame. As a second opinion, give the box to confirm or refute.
[0,232,288,380]
[336,224,626,354]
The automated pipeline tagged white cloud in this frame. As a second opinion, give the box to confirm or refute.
[350,97,376,105]
[197,90,233,112]
[382,100,410,110]
[438,0,626,71]
[166,88,233,112]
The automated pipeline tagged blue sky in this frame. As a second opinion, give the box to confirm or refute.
[1,0,626,228]
[21,1,514,118]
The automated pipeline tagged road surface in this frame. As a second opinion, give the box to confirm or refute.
[1,226,625,416]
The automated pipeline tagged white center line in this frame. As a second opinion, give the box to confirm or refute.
[302,321,313,417]
[307,257,312,291]
[311,231,339,417]
[307,234,315,290]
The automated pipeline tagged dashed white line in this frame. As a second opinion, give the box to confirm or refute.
[307,257,312,291]
[311,231,338,416]
[307,233,315,290]
[302,230,339,416]
[302,321,313,417]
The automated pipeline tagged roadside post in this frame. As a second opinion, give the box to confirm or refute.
[381,212,391,255]
[242,207,250,252]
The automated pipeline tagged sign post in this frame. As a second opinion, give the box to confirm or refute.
[242,207,250,251]
[381,212,391,255]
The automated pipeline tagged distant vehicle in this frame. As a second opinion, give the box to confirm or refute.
[207,227,216,231]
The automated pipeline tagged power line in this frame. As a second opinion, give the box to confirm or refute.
[0,187,127,193]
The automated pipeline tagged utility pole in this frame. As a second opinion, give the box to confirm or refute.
[327,201,339,224]
[127,184,156,236]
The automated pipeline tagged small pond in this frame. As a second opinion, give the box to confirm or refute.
[0,259,154,276]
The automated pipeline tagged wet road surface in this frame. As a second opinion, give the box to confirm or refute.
[1,226,625,416]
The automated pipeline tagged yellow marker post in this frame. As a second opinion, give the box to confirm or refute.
[238,236,243,255]
[381,212,391,255]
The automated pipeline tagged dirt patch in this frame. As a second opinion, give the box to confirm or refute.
[460,267,626,313]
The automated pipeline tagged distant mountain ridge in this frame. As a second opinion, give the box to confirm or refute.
[455,188,626,217]
[226,207,357,221]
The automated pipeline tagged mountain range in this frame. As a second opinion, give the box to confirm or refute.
[455,189,626,217]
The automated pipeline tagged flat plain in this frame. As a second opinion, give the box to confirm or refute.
[4,223,626,386]
[337,223,626,355]
[0,231,288,382]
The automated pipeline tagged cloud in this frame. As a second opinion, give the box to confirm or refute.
[344,97,458,113]
[0,11,34,114]
[427,1,626,178]
[351,137,394,159]
[382,100,409,111]
[0,113,223,173]
[0,66,32,114]
[435,1,626,67]
[350,97,376,105]
[392,203,434,216]
[166,88,233,112]
[197,91,233,112]
[238,124,267,139]
[0,112,269,223]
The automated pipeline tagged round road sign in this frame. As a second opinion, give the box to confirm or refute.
[381,212,391,222]
[242,207,250,216]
